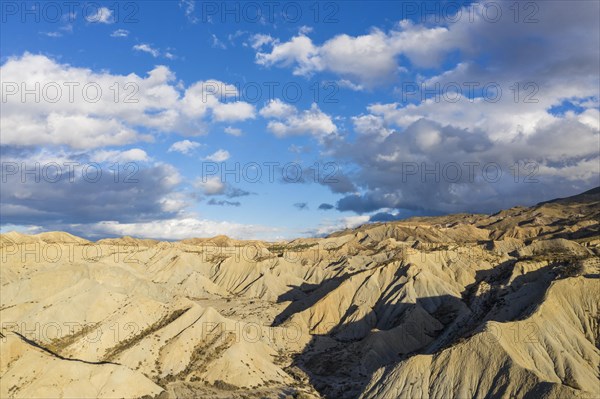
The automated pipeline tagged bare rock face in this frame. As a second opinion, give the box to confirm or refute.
[1,187,599,399]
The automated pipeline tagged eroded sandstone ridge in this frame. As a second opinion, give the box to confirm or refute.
[1,188,599,398]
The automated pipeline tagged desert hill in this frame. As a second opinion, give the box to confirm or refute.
[1,188,599,398]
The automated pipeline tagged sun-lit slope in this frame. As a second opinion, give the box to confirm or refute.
[360,276,599,399]
[0,332,164,399]
[0,236,320,398]
[0,187,598,398]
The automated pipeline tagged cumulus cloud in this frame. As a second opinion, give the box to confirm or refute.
[3,1,598,240]
[303,1,600,215]
[224,126,242,136]
[90,148,150,163]
[179,80,256,123]
[259,98,297,119]
[259,99,337,138]
[0,54,256,149]
[337,79,365,91]
[352,114,394,139]
[204,149,230,162]
[0,151,184,226]
[255,21,454,86]
[212,101,255,122]
[194,176,226,195]
[194,177,250,198]
[168,140,202,155]
[0,149,275,240]
[2,113,151,149]
[331,115,599,214]
[72,217,279,240]
[256,1,600,90]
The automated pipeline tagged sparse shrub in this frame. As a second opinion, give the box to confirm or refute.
[559,260,585,278]
[213,379,237,391]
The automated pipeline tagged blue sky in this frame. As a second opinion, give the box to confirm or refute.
[1,1,599,240]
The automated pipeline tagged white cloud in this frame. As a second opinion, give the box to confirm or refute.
[1,149,275,240]
[229,30,247,44]
[85,7,114,24]
[0,54,256,149]
[160,192,188,213]
[83,217,280,240]
[194,176,225,195]
[577,108,600,130]
[42,31,63,38]
[255,2,599,89]
[308,1,600,215]
[212,101,256,122]
[1,112,150,149]
[41,23,73,38]
[248,33,276,50]
[179,80,256,123]
[91,148,150,163]
[179,0,197,23]
[331,113,599,214]
[168,140,202,154]
[211,34,227,49]
[60,24,74,33]
[337,79,364,91]
[224,126,242,136]
[133,43,160,57]
[110,29,129,38]
[256,35,320,76]
[298,26,313,35]
[259,98,297,119]
[352,114,394,139]
[260,100,337,138]
[204,149,230,162]
[255,25,450,86]
[1,151,186,227]
[311,215,370,236]
[132,44,176,60]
